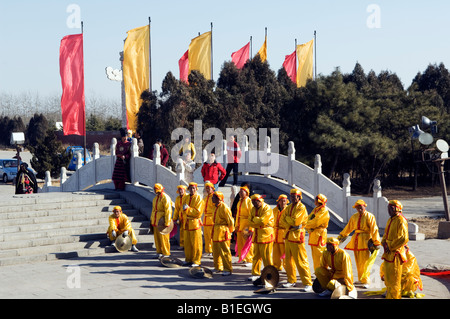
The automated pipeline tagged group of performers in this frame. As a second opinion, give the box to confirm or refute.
[106,180,423,299]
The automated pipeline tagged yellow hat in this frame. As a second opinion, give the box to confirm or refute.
[277,194,289,203]
[316,194,327,205]
[326,237,340,246]
[240,186,250,195]
[213,191,224,201]
[154,183,164,193]
[388,200,403,212]
[352,199,367,208]
[177,185,187,190]
[113,206,122,212]
[251,194,264,202]
[189,182,198,188]
[290,188,302,198]
[205,181,215,189]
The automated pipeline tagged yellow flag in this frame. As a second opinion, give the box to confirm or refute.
[188,31,212,80]
[257,36,267,62]
[123,25,149,131]
[296,39,314,87]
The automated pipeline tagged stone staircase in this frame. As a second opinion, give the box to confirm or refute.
[0,191,153,266]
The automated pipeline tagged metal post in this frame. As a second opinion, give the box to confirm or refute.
[436,159,450,221]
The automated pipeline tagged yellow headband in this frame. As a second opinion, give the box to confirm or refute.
[205,181,215,189]
[389,200,403,212]
[316,194,327,205]
[352,199,367,208]
[154,183,164,193]
[189,182,198,188]
[113,206,122,212]
[326,237,340,246]
[240,186,250,195]
[251,194,264,202]
[290,188,302,198]
[277,194,289,203]
[213,191,224,201]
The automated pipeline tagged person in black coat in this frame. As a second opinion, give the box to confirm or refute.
[15,163,38,194]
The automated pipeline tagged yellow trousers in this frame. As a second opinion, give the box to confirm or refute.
[203,225,213,254]
[353,250,370,284]
[310,244,325,272]
[213,240,232,273]
[153,227,170,256]
[273,242,285,271]
[184,229,203,265]
[285,241,312,285]
[384,256,403,299]
[236,231,253,263]
[252,242,273,276]
[107,227,137,245]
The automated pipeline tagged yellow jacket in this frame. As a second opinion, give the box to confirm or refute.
[108,213,132,233]
[212,202,235,242]
[280,201,308,244]
[273,205,287,244]
[182,193,203,231]
[202,193,215,226]
[235,196,253,232]
[150,192,172,227]
[173,195,185,225]
[339,211,381,251]
[179,142,196,161]
[248,202,274,244]
[381,213,409,263]
[306,205,329,246]
[320,248,355,291]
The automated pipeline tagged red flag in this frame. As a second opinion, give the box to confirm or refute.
[179,50,189,83]
[283,50,297,84]
[59,33,85,136]
[231,42,250,69]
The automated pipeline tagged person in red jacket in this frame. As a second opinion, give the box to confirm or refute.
[219,135,241,186]
[201,152,226,189]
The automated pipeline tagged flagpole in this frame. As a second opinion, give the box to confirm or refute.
[211,22,213,81]
[81,21,87,165]
[250,36,252,60]
[148,17,152,92]
[314,30,317,80]
[295,38,297,71]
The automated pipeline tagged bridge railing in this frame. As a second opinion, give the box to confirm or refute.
[41,137,390,229]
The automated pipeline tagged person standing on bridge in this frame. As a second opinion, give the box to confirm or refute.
[279,189,313,291]
[182,182,203,267]
[150,183,173,259]
[107,205,138,252]
[306,193,330,272]
[219,135,241,187]
[112,128,131,191]
[337,199,381,288]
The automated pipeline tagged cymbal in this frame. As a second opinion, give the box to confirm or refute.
[115,234,132,252]
[160,256,184,268]
[331,285,348,299]
[158,217,174,235]
[189,266,213,279]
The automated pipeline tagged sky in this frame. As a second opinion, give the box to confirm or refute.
[1,0,450,111]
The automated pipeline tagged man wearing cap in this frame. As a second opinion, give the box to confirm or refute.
[235,185,254,266]
[306,194,330,271]
[107,206,139,252]
[211,191,235,276]
[381,200,409,299]
[202,182,216,256]
[338,199,381,288]
[248,194,274,281]
[315,237,356,298]
[182,182,204,267]
[280,188,313,291]
[150,183,173,258]
[173,185,187,248]
[273,194,289,271]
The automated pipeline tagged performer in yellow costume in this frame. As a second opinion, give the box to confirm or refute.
[315,237,356,298]
[381,200,409,299]
[182,182,203,266]
[202,182,216,256]
[379,245,424,298]
[107,205,138,252]
[173,185,187,248]
[280,189,313,291]
[306,194,330,271]
[273,194,288,271]
[150,183,173,258]
[247,194,274,281]
[235,185,254,266]
[211,191,235,276]
[338,199,381,288]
